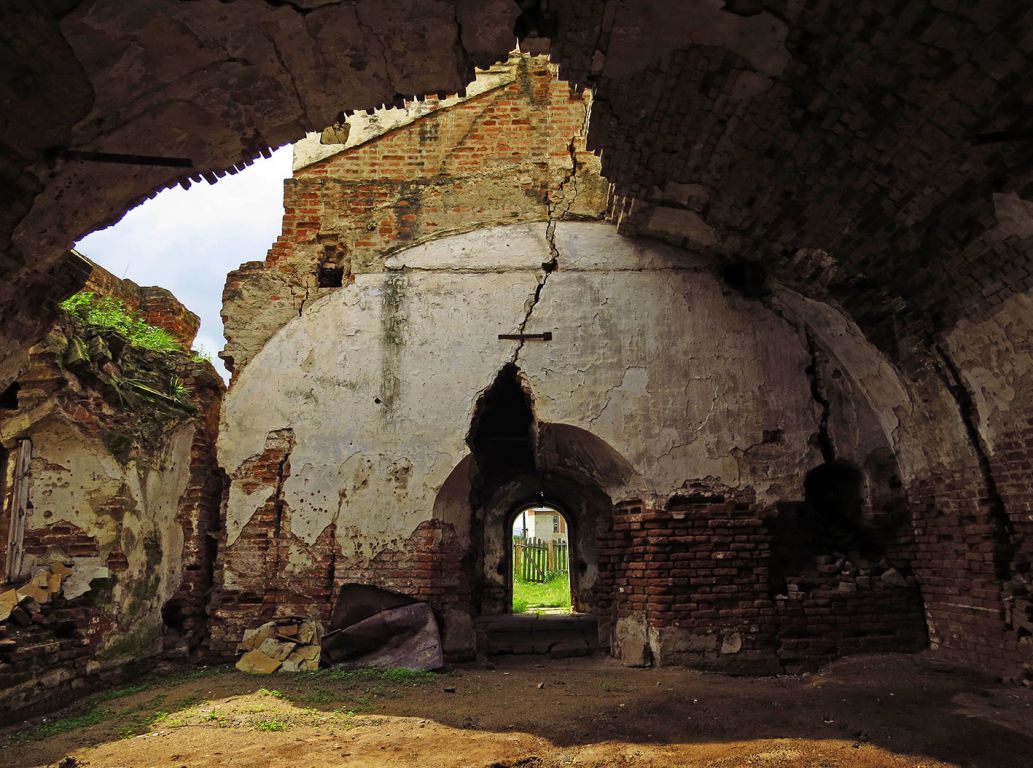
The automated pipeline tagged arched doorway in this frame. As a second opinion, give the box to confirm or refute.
[510,501,572,615]
[430,364,642,656]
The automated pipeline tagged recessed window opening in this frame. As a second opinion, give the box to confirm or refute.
[511,502,571,615]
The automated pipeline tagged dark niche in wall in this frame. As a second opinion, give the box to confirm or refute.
[0,382,19,410]
[467,364,537,508]
[766,459,883,596]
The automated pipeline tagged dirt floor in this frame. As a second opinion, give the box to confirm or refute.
[3,653,1032,768]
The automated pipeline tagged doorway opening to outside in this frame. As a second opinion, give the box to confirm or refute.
[511,502,571,615]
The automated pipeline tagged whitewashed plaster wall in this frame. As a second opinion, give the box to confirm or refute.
[219,222,899,567]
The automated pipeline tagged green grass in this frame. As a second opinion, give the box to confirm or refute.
[254,718,289,732]
[316,667,435,686]
[9,708,112,743]
[512,571,570,613]
[59,290,181,352]
[3,667,233,746]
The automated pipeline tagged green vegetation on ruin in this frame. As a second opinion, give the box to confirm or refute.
[46,290,216,463]
[59,291,181,352]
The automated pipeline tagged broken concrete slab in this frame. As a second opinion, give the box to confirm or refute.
[258,637,294,662]
[238,622,278,652]
[234,617,322,674]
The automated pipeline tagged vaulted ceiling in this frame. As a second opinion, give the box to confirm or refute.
[3,0,1032,383]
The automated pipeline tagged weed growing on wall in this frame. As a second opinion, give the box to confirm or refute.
[60,291,181,352]
[39,290,221,463]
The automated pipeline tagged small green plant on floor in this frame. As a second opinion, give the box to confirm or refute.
[254,718,289,732]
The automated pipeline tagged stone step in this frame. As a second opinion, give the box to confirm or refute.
[475,613,599,658]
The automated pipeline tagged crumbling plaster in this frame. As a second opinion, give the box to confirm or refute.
[942,290,1033,456]
[16,417,195,656]
[219,222,898,571]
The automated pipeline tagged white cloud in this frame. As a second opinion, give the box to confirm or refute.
[75,146,294,382]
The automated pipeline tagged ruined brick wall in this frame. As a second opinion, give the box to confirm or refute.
[902,390,1033,681]
[221,54,608,378]
[161,367,226,658]
[884,293,1033,684]
[0,278,223,718]
[208,430,470,660]
[80,253,200,350]
[598,488,927,673]
[598,492,776,671]
[218,220,933,670]
[0,595,121,720]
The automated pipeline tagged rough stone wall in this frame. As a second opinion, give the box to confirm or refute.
[216,222,917,667]
[0,0,520,388]
[7,2,1033,385]
[550,1,1033,353]
[221,53,608,377]
[0,272,223,718]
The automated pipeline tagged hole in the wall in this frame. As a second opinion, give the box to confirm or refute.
[514,2,559,42]
[53,619,78,639]
[766,460,881,597]
[162,600,186,632]
[0,383,19,410]
[804,459,866,533]
[720,260,770,299]
[317,263,344,288]
[467,364,537,507]
[722,0,765,17]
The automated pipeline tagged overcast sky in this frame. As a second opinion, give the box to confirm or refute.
[75,146,294,381]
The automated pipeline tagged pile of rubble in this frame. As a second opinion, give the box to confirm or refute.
[235,617,321,674]
[0,560,108,627]
[233,586,445,675]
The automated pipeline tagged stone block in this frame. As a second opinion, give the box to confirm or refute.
[615,615,651,667]
[236,649,282,675]
[257,637,294,661]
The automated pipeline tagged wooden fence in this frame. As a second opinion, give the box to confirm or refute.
[513,536,569,583]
